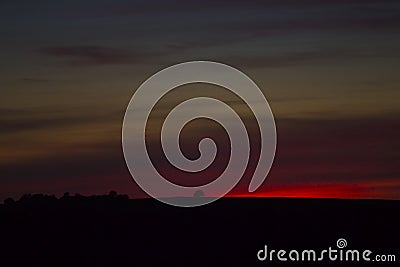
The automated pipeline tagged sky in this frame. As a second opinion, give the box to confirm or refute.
[0,0,400,200]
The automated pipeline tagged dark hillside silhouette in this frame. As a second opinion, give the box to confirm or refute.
[1,193,399,266]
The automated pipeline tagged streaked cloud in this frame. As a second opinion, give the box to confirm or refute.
[38,45,164,66]
[0,0,399,200]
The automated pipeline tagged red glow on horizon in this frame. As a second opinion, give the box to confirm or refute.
[227,180,400,200]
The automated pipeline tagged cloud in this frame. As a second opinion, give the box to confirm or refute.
[218,48,398,68]
[93,0,400,16]
[37,39,400,69]
[0,106,121,135]
[232,14,400,34]
[38,45,165,66]
[88,0,400,35]
[1,115,399,200]
[21,78,54,82]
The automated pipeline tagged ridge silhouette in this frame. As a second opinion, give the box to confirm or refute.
[1,193,399,266]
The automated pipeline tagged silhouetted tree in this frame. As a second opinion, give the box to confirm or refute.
[19,194,32,202]
[108,191,117,198]
[4,197,15,205]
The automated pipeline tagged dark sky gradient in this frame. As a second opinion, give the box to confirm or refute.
[1,0,399,200]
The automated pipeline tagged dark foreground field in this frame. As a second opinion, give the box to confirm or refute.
[1,195,399,266]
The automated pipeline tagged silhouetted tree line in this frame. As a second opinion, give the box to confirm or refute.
[3,191,129,205]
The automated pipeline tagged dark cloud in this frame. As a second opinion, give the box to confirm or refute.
[269,117,400,182]
[2,0,400,201]
[0,106,122,134]
[232,14,400,34]
[21,78,54,82]
[1,115,399,200]
[94,0,400,16]
[38,45,165,66]
[77,0,400,42]
[38,39,400,69]
[21,0,398,36]
[218,48,399,68]
[0,141,135,200]
[88,0,400,35]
